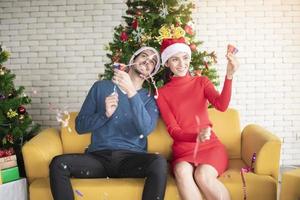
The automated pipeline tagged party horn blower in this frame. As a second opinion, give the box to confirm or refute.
[227,44,238,55]
[113,63,134,71]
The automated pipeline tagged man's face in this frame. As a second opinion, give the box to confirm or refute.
[132,49,158,77]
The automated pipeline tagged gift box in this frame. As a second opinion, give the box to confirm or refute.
[0,155,17,163]
[0,155,17,170]
[0,178,27,200]
[0,160,17,170]
[0,166,20,184]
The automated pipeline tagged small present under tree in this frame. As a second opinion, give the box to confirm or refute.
[0,44,40,175]
[101,0,220,91]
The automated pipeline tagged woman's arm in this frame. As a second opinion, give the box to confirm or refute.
[156,93,198,142]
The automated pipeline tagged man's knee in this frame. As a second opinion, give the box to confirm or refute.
[148,154,168,176]
[49,155,69,173]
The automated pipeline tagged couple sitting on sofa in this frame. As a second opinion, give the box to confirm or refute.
[49,37,239,200]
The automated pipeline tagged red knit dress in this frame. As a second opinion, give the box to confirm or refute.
[156,74,232,175]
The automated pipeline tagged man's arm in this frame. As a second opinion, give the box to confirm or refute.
[129,94,159,137]
[75,82,110,134]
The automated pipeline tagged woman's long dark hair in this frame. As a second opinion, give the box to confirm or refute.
[161,67,174,84]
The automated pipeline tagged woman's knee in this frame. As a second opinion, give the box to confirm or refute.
[174,162,193,181]
[194,165,217,187]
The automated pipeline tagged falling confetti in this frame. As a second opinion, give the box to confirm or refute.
[140,71,159,99]
[75,190,83,197]
[149,74,159,99]
[240,169,247,200]
[49,103,72,133]
[193,116,201,166]
[61,163,67,170]
[31,88,39,95]
[240,153,256,200]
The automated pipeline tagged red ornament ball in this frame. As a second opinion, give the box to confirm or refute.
[184,25,194,35]
[132,19,138,30]
[120,31,129,42]
[4,147,15,156]
[18,105,26,114]
[6,134,14,143]
[189,43,197,52]
[136,10,142,16]
[0,149,5,157]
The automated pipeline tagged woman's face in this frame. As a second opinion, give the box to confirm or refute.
[165,52,190,77]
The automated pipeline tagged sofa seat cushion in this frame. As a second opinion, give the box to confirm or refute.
[29,159,277,200]
[30,176,179,200]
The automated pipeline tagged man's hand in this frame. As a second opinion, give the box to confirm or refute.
[197,127,211,142]
[105,93,118,118]
[112,69,137,98]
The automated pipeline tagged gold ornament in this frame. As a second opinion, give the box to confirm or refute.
[7,109,18,118]
[157,24,187,42]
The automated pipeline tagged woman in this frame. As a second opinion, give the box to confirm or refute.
[156,37,239,200]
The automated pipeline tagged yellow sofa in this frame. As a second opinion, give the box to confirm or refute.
[22,108,281,200]
[280,168,300,200]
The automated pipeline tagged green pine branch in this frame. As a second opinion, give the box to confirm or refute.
[0,45,40,150]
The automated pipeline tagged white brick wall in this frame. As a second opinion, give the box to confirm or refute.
[194,0,300,166]
[0,0,299,165]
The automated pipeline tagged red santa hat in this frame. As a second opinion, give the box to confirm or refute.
[160,37,191,65]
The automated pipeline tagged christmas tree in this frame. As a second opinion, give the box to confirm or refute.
[0,44,40,162]
[101,0,220,90]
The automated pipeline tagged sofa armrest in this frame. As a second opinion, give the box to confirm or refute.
[22,128,63,183]
[241,124,281,180]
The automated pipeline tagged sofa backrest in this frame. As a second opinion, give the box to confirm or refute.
[61,108,241,159]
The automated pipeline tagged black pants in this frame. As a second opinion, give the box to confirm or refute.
[49,149,168,200]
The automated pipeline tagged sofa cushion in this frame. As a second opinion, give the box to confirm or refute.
[208,109,241,159]
[29,159,277,200]
[61,112,91,154]
[30,176,179,200]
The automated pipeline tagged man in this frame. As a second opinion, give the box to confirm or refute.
[49,47,167,200]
